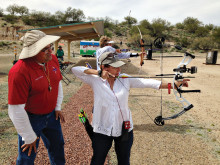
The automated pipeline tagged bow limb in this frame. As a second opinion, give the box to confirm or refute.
[136,25,145,66]
[140,39,145,66]
[154,78,194,126]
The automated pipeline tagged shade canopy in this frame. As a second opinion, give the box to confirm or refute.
[18,20,104,41]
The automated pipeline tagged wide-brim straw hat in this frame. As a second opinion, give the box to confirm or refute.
[19,30,60,59]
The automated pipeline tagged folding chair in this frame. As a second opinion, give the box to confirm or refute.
[58,60,74,85]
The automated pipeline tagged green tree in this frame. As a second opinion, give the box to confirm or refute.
[17,6,29,16]
[151,18,171,37]
[104,29,112,38]
[30,11,51,26]
[139,19,152,31]
[123,16,137,27]
[195,26,209,37]
[6,4,18,15]
[87,16,96,22]
[54,11,65,24]
[191,37,215,50]
[129,24,151,37]
[128,34,153,50]
[175,23,184,29]
[212,27,220,44]
[3,15,18,24]
[103,16,115,30]
[26,11,59,26]
[183,17,201,33]
[0,8,4,17]
[205,24,214,31]
[175,37,192,48]
[22,15,32,25]
[64,7,85,23]
[6,4,29,16]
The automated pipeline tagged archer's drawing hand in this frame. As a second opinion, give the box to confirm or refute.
[21,137,39,156]
[102,70,115,79]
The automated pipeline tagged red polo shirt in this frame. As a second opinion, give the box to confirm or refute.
[8,55,62,114]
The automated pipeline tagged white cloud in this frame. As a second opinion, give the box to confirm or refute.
[1,0,220,26]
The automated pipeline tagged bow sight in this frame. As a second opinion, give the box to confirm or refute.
[173,65,197,74]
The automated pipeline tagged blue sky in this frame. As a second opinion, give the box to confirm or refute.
[2,0,220,26]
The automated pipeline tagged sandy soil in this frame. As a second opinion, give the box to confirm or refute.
[126,52,220,165]
[1,51,220,164]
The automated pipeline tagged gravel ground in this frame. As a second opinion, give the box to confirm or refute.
[4,53,220,165]
[34,84,96,165]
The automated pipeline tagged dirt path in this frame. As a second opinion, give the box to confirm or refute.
[34,84,95,165]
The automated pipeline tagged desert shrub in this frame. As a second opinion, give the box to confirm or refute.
[195,26,210,37]
[212,27,220,44]
[0,41,11,47]
[114,26,124,36]
[1,23,7,27]
[151,18,171,37]
[183,17,202,33]
[190,37,215,50]
[176,23,184,29]
[104,29,113,38]
[2,15,18,24]
[128,34,154,49]
[21,16,32,25]
[0,8,4,17]
[176,37,191,48]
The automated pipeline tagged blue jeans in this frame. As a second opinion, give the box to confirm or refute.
[91,130,133,165]
[16,110,65,165]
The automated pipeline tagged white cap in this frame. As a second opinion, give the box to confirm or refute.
[107,41,114,44]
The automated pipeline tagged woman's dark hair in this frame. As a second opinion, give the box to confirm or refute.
[104,64,110,68]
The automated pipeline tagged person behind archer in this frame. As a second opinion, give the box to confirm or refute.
[71,51,190,165]
[56,45,65,61]
[95,36,138,70]
[8,30,65,165]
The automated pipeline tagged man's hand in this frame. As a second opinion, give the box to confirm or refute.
[21,137,39,156]
[55,110,65,123]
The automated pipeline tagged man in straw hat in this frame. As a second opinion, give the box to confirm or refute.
[8,30,65,164]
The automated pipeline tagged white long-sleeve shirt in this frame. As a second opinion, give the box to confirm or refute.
[72,66,161,137]
[96,46,131,70]
[8,81,63,144]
